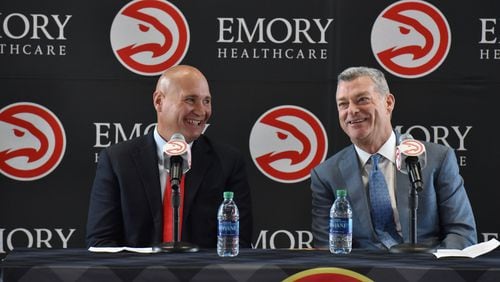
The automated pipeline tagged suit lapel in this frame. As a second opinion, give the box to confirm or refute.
[394,131,410,241]
[182,135,212,221]
[131,132,163,232]
[396,172,411,241]
[339,146,374,230]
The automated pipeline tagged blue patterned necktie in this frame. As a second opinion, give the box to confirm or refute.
[368,154,402,248]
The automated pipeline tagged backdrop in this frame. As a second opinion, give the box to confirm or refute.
[1,0,498,253]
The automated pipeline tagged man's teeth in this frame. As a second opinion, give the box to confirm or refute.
[187,120,201,125]
[349,119,364,124]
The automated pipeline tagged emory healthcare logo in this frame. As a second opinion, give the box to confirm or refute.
[371,0,451,78]
[110,0,190,76]
[249,105,327,183]
[0,103,66,181]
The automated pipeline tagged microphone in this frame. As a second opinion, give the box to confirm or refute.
[156,133,199,253]
[396,134,426,192]
[163,133,191,188]
[390,134,434,254]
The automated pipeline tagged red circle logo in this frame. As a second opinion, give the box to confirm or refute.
[0,102,66,181]
[164,140,188,156]
[110,0,190,76]
[399,139,425,156]
[371,0,451,78]
[283,267,373,282]
[249,105,328,183]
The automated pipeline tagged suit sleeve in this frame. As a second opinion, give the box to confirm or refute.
[85,149,124,248]
[226,151,253,248]
[310,167,335,248]
[436,147,477,249]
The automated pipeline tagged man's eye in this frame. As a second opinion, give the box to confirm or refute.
[337,103,348,109]
[358,97,370,103]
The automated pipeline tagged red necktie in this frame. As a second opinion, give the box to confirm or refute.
[162,175,185,242]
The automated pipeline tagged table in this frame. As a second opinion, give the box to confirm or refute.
[2,248,500,281]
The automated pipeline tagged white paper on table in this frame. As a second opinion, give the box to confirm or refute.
[88,246,160,254]
[433,238,500,258]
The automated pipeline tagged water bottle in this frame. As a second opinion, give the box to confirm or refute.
[329,189,352,254]
[217,191,239,257]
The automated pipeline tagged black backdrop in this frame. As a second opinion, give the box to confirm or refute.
[1,0,499,253]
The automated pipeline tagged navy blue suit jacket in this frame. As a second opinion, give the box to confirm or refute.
[86,131,253,248]
[311,137,477,250]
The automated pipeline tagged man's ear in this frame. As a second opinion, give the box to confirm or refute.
[153,91,163,112]
[386,93,395,113]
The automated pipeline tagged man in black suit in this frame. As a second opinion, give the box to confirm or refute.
[86,65,253,248]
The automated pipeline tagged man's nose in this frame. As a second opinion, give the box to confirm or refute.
[348,104,359,114]
[192,101,207,116]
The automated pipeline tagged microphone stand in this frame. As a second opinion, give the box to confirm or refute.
[390,158,432,253]
[155,156,199,253]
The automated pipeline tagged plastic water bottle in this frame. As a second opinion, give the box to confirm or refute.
[329,189,352,254]
[217,191,239,257]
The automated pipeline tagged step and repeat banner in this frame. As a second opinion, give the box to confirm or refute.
[1,0,499,253]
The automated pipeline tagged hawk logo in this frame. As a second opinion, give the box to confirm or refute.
[283,267,373,282]
[110,0,190,76]
[249,105,327,183]
[164,140,188,156]
[0,102,66,181]
[371,0,451,78]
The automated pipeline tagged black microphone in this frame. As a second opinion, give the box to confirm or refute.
[156,133,199,253]
[396,134,426,192]
[163,133,191,188]
[390,134,434,254]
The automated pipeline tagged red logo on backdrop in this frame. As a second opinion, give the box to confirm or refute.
[371,0,451,78]
[249,105,328,183]
[110,0,190,76]
[283,267,373,282]
[0,102,66,181]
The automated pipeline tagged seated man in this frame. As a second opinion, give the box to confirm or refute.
[311,66,477,250]
[86,65,253,248]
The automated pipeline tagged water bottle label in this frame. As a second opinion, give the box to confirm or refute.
[330,218,352,235]
[218,221,239,236]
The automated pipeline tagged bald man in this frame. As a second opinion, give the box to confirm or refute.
[86,65,253,249]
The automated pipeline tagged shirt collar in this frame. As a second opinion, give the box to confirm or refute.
[354,131,396,166]
[154,126,167,165]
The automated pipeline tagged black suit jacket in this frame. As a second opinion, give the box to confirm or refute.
[86,131,253,248]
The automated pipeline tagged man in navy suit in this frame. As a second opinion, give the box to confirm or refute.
[311,66,477,250]
[86,65,253,248]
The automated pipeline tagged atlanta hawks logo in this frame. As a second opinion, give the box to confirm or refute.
[283,267,373,282]
[399,139,425,157]
[371,0,451,78]
[110,0,190,76]
[249,105,328,183]
[164,139,188,156]
[0,102,66,181]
